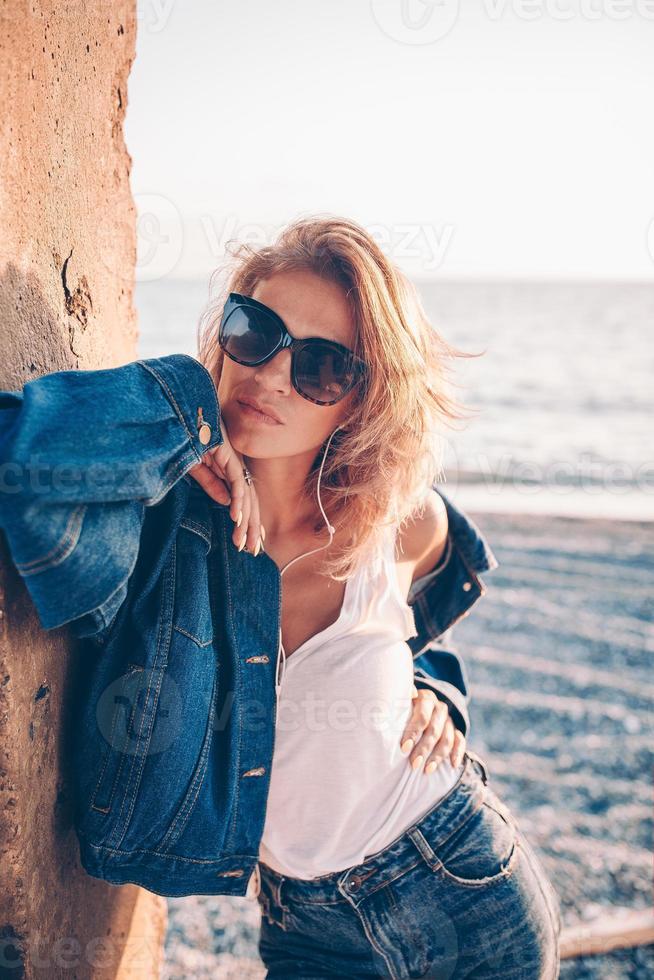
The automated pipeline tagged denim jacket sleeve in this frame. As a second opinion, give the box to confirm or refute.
[0,354,223,637]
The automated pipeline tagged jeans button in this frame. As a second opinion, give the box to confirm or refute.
[349,875,361,890]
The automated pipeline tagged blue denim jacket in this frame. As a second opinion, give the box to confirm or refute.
[0,354,498,898]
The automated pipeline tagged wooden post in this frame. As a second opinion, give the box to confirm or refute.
[0,3,167,977]
[561,908,654,960]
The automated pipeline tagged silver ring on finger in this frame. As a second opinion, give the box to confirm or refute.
[243,465,253,486]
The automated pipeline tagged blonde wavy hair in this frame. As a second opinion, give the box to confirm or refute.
[196,214,482,581]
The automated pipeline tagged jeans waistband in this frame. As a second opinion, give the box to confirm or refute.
[258,750,489,908]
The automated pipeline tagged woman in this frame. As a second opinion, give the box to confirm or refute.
[188,216,562,978]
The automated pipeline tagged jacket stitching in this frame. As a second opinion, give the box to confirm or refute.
[146,353,221,422]
[118,652,164,845]
[435,488,498,574]
[15,504,86,574]
[77,831,257,864]
[159,671,218,851]
[179,518,212,548]
[93,667,145,812]
[143,448,200,507]
[63,564,134,636]
[168,682,216,843]
[113,547,172,845]
[456,546,485,596]
[412,542,482,641]
[137,360,198,456]
[220,514,243,851]
[172,623,213,647]
[121,549,175,835]
[89,667,142,812]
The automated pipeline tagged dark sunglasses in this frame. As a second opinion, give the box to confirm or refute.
[218,292,368,406]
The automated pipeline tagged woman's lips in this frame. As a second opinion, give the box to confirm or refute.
[237,401,283,425]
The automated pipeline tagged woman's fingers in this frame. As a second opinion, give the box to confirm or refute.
[207,437,247,530]
[424,716,456,774]
[188,420,262,555]
[400,690,449,773]
[205,422,258,550]
[399,693,465,775]
[245,484,264,556]
[450,729,466,769]
[187,460,231,505]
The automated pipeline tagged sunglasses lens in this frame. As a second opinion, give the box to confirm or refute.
[220,299,361,404]
[295,342,358,404]
[220,307,280,363]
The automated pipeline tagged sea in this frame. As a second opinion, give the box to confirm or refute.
[135,278,654,521]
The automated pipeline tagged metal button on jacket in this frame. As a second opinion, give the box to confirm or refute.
[197,405,212,444]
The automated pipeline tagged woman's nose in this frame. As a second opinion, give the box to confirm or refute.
[253,348,292,389]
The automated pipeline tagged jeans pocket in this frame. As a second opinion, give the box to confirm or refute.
[430,792,519,887]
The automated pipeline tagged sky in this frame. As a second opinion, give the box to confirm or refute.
[125,0,654,281]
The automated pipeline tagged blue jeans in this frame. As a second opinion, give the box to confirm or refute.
[256,752,561,978]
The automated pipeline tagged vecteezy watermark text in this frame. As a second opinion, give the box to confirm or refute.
[371,0,654,46]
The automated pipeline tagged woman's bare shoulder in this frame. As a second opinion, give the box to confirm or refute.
[395,490,449,583]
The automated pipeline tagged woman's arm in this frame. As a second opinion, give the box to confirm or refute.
[0,354,223,636]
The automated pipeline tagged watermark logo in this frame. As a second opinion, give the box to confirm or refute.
[95,192,184,283]
[371,0,654,45]
[371,0,461,44]
[137,0,176,33]
[368,222,455,272]
[96,667,183,755]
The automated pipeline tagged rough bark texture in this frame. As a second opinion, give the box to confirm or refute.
[0,3,167,977]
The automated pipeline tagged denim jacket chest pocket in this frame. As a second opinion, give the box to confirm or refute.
[172,517,215,649]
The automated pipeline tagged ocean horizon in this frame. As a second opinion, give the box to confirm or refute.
[135,277,654,522]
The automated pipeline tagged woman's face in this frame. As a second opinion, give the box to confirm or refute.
[217,269,359,460]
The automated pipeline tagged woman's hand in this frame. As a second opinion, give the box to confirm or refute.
[187,419,265,556]
[400,686,465,774]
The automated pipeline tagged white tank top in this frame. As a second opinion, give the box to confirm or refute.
[258,522,462,880]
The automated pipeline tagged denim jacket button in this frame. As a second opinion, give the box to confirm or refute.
[197,406,212,444]
[462,581,472,591]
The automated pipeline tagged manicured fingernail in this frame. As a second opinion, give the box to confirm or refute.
[236,510,243,528]
[238,534,247,552]
[401,738,414,755]
[260,524,266,542]
[254,539,261,557]
[411,755,424,771]
[425,761,438,775]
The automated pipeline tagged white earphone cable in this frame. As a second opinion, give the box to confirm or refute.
[274,424,344,696]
